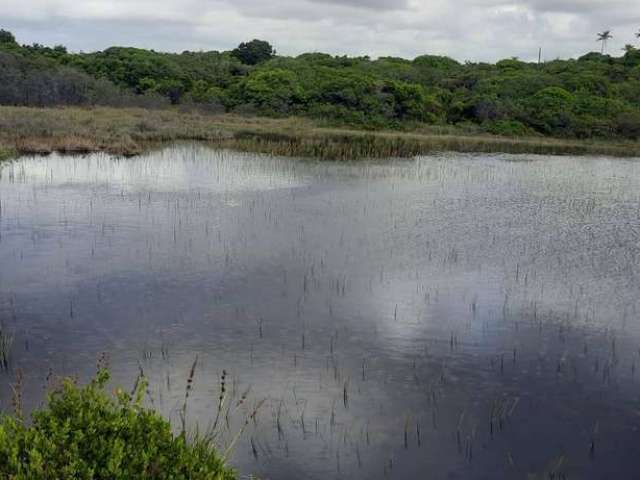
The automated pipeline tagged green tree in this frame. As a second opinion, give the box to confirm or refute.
[137,77,158,94]
[231,40,275,65]
[239,68,303,114]
[0,29,16,45]
[524,86,578,135]
[382,80,444,123]
[156,79,184,104]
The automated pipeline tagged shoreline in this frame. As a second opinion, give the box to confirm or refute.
[1,106,639,162]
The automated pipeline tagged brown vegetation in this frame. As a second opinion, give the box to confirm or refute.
[1,106,639,161]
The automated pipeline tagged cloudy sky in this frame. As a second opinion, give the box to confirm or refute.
[1,0,639,62]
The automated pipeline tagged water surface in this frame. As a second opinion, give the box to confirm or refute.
[1,146,639,479]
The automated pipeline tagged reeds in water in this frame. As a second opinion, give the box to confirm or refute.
[2,105,640,162]
[0,323,13,371]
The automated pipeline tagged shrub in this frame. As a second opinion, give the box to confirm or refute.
[615,111,640,139]
[523,86,578,135]
[240,68,304,114]
[486,119,534,137]
[0,370,236,480]
[382,80,445,123]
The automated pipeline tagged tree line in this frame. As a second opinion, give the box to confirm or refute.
[1,30,640,139]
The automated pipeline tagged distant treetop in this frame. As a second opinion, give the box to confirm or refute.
[412,54,460,70]
[0,29,16,45]
[231,39,275,65]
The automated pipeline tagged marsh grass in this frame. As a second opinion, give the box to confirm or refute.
[0,145,16,162]
[0,323,13,371]
[1,106,639,162]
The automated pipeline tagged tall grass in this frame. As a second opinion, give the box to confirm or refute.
[0,146,16,162]
[0,323,13,371]
[1,106,639,161]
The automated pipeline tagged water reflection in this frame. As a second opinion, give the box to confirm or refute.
[1,146,639,479]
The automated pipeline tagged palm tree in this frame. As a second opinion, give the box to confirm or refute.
[597,30,613,54]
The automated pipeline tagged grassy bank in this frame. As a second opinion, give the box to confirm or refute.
[0,145,16,162]
[1,106,639,161]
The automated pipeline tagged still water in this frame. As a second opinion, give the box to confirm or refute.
[1,145,639,479]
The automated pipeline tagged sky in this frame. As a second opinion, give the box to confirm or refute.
[1,0,639,62]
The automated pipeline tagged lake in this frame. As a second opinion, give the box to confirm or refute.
[1,145,639,479]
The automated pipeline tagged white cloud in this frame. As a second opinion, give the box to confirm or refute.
[1,0,639,61]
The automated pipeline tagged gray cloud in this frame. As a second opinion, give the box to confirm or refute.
[521,0,631,13]
[1,0,639,61]
[309,0,410,10]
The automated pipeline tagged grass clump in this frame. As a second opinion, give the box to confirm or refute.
[0,369,236,480]
[0,145,16,162]
[0,326,12,371]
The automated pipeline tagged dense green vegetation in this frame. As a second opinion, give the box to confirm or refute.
[0,370,235,479]
[2,28,640,140]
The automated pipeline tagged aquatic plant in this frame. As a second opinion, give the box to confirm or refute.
[0,323,12,371]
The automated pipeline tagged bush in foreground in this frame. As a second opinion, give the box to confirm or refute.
[0,370,236,480]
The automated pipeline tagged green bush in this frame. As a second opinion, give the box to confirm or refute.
[239,68,305,114]
[0,370,235,480]
[382,80,445,123]
[486,119,534,137]
[524,86,578,135]
[615,111,640,139]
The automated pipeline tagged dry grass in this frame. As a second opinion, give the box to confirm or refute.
[1,105,639,161]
